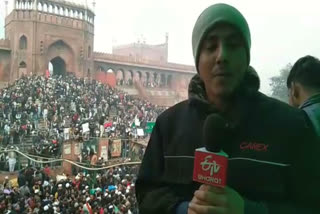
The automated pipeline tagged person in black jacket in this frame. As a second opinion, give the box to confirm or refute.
[135,3,320,214]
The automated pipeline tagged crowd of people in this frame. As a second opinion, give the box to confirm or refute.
[0,164,140,214]
[0,74,164,157]
[116,78,163,88]
[0,73,166,213]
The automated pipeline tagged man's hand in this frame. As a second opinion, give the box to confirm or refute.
[188,185,244,214]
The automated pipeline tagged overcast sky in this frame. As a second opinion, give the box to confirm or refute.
[1,0,320,95]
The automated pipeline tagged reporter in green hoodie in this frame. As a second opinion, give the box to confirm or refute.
[189,4,257,214]
[136,3,320,214]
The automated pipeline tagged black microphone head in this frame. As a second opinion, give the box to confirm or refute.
[203,114,229,152]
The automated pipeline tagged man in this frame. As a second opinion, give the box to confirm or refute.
[19,181,30,197]
[8,147,17,173]
[135,3,320,214]
[43,164,51,177]
[83,197,93,214]
[287,55,320,137]
[90,152,98,166]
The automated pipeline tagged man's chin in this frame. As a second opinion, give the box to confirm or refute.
[209,85,234,97]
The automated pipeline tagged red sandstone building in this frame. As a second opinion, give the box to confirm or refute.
[0,0,196,106]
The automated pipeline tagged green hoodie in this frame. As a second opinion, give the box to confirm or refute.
[300,93,320,137]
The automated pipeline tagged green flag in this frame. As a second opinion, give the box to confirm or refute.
[145,121,155,134]
[114,206,120,213]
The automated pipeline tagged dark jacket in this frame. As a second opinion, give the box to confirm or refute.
[300,93,320,137]
[135,74,320,214]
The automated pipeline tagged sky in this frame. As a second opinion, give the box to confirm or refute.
[1,0,320,95]
[0,1,5,38]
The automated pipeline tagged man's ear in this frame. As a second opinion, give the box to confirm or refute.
[291,82,300,99]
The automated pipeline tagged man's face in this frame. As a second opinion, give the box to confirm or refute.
[198,23,248,97]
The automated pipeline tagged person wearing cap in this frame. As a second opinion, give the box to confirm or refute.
[83,197,93,214]
[135,3,320,214]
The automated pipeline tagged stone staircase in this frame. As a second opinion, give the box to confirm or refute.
[16,119,48,168]
[18,136,34,168]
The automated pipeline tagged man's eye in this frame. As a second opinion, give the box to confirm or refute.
[227,40,241,48]
[206,44,217,51]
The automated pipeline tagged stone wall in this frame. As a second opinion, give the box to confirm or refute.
[0,50,11,82]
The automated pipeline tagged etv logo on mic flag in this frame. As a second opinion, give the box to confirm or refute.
[193,148,228,187]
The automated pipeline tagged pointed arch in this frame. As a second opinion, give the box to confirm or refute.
[50,57,66,76]
[19,35,27,49]
[47,40,75,75]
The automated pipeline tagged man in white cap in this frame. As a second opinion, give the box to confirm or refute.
[83,197,93,214]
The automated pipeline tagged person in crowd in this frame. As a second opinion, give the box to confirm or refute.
[43,164,51,178]
[135,3,320,214]
[91,151,98,166]
[3,176,12,189]
[8,146,17,173]
[287,55,320,137]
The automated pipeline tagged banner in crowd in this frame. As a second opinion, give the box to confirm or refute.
[111,139,122,157]
[99,138,109,161]
[64,144,71,155]
[82,123,90,133]
[74,143,82,155]
[135,117,141,127]
[64,128,70,140]
[137,128,144,136]
[101,146,108,161]
[145,121,156,134]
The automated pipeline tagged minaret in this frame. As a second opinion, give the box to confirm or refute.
[165,32,169,45]
[92,0,96,11]
[165,32,169,62]
[34,0,39,11]
[5,0,8,16]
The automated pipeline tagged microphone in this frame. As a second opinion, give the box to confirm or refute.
[193,114,229,187]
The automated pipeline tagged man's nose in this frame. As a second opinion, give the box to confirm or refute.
[216,43,228,64]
